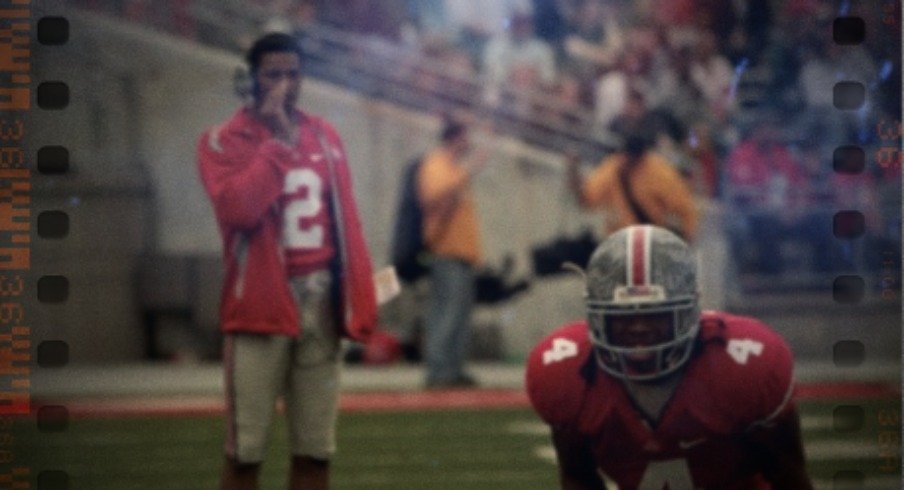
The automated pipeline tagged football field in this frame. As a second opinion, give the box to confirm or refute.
[17,391,901,489]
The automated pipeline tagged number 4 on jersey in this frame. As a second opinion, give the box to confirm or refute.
[543,338,579,365]
[636,459,695,489]
[726,339,764,365]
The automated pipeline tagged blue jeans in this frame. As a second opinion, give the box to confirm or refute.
[425,258,475,384]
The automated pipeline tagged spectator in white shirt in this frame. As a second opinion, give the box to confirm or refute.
[690,32,735,122]
[481,10,557,110]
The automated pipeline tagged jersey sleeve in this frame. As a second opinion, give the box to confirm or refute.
[314,117,379,343]
[197,125,293,230]
[744,327,795,428]
[525,322,594,427]
[650,154,698,241]
[701,315,795,430]
[312,118,367,243]
[581,157,615,207]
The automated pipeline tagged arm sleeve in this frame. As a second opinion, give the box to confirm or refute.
[552,426,606,489]
[417,153,469,211]
[743,328,796,429]
[197,129,293,230]
[654,158,698,241]
[581,158,613,208]
[751,350,795,429]
[526,324,591,426]
[746,407,814,489]
[319,121,378,342]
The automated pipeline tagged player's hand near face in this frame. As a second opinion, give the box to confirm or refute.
[260,78,297,145]
[252,50,303,145]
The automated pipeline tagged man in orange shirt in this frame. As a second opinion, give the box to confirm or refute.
[567,128,698,242]
[417,118,489,388]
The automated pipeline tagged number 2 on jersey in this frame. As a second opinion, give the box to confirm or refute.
[543,338,579,365]
[283,168,324,249]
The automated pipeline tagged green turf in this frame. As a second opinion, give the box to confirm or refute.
[797,398,903,485]
[12,398,902,489]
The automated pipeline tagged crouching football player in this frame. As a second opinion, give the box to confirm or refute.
[526,225,813,489]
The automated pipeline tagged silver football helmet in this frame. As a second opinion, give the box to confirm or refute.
[585,225,700,381]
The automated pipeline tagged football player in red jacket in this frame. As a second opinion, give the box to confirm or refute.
[526,225,813,489]
[198,33,377,490]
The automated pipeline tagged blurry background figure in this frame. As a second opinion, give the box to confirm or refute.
[724,114,835,276]
[442,0,513,62]
[529,0,569,61]
[482,8,557,117]
[417,117,490,388]
[563,0,626,72]
[724,115,799,276]
[605,88,647,139]
[689,32,735,124]
[567,125,698,243]
[593,48,645,133]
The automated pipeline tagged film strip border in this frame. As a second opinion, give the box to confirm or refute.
[830,6,901,488]
[2,4,900,490]
[35,12,71,490]
[1,6,70,489]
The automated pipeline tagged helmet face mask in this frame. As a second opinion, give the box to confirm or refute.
[585,226,700,382]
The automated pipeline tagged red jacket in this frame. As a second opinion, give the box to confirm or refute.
[197,107,377,342]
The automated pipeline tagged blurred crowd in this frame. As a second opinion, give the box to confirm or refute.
[78,0,901,279]
[317,0,901,279]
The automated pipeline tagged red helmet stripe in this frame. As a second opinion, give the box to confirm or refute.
[629,226,648,286]
[643,225,652,285]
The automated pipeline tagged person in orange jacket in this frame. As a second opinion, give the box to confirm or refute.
[417,117,490,388]
[567,126,698,243]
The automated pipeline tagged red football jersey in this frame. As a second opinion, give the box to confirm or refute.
[279,126,335,276]
[197,108,378,341]
[526,311,795,489]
